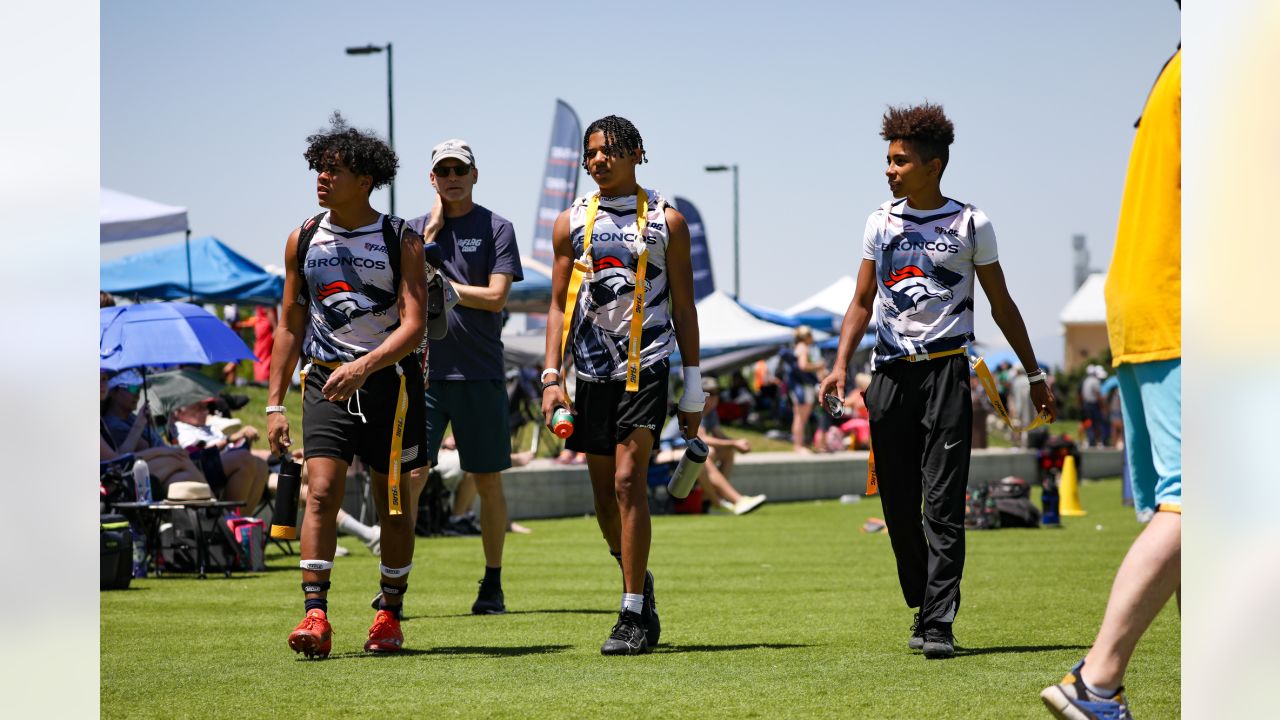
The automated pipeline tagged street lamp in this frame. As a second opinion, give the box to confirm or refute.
[345,43,395,215]
[704,164,739,299]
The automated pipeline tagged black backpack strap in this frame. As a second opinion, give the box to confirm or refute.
[295,212,327,303]
[382,215,407,294]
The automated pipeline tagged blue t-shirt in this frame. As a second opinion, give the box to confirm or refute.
[408,205,523,380]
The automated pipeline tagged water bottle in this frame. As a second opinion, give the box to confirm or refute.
[667,438,709,499]
[130,524,148,578]
[132,460,152,503]
[270,459,302,540]
[551,407,575,439]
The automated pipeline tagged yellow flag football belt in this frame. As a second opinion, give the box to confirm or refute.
[970,355,1051,434]
[301,358,409,515]
[560,189,650,392]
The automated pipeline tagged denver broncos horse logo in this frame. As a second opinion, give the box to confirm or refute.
[884,265,953,310]
[315,280,375,317]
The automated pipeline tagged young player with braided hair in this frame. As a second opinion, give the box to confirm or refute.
[267,113,443,658]
[542,115,703,655]
[821,102,1054,659]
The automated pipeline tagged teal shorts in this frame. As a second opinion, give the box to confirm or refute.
[1118,358,1181,515]
[424,380,512,474]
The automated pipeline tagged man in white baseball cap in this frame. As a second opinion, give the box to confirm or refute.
[407,138,523,615]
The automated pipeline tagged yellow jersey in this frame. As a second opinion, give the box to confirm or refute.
[1105,49,1181,366]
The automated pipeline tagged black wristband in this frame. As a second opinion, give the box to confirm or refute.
[542,381,560,392]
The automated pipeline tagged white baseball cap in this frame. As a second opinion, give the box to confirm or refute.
[431,139,475,169]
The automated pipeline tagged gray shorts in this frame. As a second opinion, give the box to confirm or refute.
[424,379,512,474]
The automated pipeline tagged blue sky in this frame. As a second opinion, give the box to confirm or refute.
[101,0,1180,366]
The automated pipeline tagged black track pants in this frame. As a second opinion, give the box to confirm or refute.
[866,354,972,629]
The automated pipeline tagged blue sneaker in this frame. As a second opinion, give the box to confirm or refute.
[1040,660,1134,720]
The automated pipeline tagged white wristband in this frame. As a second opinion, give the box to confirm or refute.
[1026,371,1047,384]
[540,368,560,382]
[265,405,287,414]
[678,366,706,413]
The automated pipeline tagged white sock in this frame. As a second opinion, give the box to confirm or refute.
[338,513,375,543]
[621,593,644,615]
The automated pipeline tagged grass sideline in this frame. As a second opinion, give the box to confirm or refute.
[101,479,1178,719]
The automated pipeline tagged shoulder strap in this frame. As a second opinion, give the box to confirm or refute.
[382,215,405,293]
[295,212,327,302]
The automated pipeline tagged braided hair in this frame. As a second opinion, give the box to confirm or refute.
[880,102,955,176]
[304,111,399,192]
[582,115,647,169]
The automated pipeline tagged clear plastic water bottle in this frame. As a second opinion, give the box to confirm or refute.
[130,524,148,578]
[132,460,152,504]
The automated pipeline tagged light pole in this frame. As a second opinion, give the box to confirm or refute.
[704,164,739,299]
[345,43,395,215]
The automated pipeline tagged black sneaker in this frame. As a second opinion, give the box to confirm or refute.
[642,570,661,647]
[908,612,924,651]
[600,610,649,655]
[471,580,506,615]
[922,627,956,659]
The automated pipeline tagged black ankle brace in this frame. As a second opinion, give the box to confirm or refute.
[302,580,332,595]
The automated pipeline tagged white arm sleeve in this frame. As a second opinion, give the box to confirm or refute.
[971,209,999,266]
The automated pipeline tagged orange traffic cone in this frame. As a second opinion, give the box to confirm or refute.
[1059,454,1087,517]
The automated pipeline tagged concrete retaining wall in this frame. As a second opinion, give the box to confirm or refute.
[499,447,1123,520]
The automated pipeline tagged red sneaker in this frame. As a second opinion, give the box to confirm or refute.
[287,609,333,659]
[364,609,403,653]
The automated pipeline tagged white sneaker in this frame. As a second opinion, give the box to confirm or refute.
[334,545,351,557]
[733,494,767,516]
[366,525,381,556]
[717,499,735,512]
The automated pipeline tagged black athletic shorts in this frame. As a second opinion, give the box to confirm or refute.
[302,356,428,474]
[565,359,670,456]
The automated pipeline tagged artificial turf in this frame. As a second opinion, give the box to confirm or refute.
[100,478,1179,719]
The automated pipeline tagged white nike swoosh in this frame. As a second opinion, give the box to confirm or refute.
[944,440,961,450]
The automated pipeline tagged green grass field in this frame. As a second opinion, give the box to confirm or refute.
[101,478,1178,719]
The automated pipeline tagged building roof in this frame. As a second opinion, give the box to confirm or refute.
[1059,272,1107,325]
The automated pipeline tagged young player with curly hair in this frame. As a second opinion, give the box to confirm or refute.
[268,112,443,658]
[821,103,1055,658]
[542,115,703,655]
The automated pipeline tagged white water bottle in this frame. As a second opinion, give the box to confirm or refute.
[667,438,709,499]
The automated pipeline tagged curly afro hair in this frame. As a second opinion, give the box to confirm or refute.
[880,102,955,175]
[582,115,647,170]
[304,111,399,193]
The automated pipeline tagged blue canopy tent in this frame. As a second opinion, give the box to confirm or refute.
[736,299,836,333]
[102,236,284,305]
[506,256,553,314]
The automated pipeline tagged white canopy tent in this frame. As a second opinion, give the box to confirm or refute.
[101,188,189,243]
[1059,272,1108,369]
[699,290,820,353]
[784,275,856,318]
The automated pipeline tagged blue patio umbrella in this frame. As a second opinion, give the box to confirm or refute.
[100,302,254,372]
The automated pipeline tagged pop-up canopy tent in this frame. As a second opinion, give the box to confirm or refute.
[101,235,283,305]
[506,256,553,314]
[101,188,189,243]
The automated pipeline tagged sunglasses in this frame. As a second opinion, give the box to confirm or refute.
[433,164,472,178]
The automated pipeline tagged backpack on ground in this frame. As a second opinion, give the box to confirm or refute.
[991,476,1041,528]
[964,483,1000,530]
[414,468,451,537]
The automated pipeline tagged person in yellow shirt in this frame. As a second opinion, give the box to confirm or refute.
[1041,42,1181,720]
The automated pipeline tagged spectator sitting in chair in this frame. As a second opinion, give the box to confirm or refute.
[101,369,207,500]
[169,399,268,513]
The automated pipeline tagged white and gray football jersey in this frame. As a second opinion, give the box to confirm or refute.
[860,198,998,369]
